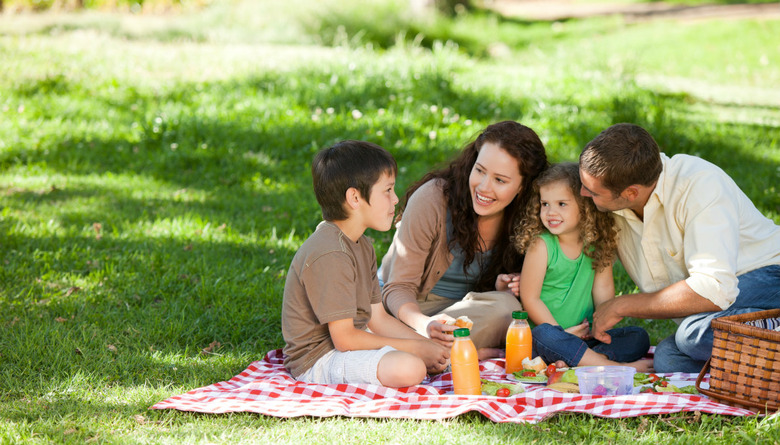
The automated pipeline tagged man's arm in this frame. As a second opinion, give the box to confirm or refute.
[591,280,721,343]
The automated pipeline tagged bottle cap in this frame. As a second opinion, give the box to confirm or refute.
[453,328,470,337]
[512,311,528,320]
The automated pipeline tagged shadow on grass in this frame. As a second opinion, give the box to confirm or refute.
[2,56,779,403]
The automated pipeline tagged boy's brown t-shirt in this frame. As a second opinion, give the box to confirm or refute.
[281,221,381,378]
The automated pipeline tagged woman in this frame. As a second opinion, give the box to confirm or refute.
[380,121,548,358]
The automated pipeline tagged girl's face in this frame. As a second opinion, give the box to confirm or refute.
[468,142,524,219]
[539,180,581,237]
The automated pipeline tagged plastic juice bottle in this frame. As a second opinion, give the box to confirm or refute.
[451,328,481,395]
[505,311,532,374]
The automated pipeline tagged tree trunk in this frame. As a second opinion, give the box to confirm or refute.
[410,0,472,16]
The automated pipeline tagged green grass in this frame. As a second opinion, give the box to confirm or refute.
[1,0,780,443]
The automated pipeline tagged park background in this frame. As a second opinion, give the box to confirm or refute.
[1,0,779,443]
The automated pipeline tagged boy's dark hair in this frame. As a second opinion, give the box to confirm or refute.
[579,123,663,196]
[312,140,397,221]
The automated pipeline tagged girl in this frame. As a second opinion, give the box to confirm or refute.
[501,162,652,371]
[380,121,548,359]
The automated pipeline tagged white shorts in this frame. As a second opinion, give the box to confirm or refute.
[297,346,396,386]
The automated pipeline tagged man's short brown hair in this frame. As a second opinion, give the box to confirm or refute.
[579,123,663,196]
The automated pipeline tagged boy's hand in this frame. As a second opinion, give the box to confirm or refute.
[495,273,520,296]
[415,339,450,374]
[426,317,456,348]
[564,319,592,340]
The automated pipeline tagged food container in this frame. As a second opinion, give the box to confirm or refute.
[575,366,635,396]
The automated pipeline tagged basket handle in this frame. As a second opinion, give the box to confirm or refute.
[694,358,710,392]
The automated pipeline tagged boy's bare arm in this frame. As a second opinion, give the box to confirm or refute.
[328,312,449,373]
[369,305,450,373]
[368,303,430,340]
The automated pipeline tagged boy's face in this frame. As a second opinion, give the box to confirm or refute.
[360,171,399,232]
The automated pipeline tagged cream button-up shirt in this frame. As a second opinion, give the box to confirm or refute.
[612,153,780,310]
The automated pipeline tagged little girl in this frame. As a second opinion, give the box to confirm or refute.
[498,162,653,372]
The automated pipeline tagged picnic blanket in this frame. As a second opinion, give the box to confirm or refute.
[150,349,756,423]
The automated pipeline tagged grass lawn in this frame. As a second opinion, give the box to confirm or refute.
[1,0,779,443]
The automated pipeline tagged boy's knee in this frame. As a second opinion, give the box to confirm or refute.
[377,351,426,387]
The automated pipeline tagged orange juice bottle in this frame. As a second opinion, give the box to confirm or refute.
[505,311,532,374]
[451,328,481,395]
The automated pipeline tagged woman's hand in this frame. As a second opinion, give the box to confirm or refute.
[426,317,456,348]
[495,273,520,296]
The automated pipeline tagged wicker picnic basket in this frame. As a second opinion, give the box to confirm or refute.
[695,309,780,413]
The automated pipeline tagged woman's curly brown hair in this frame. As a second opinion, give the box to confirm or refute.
[397,121,548,291]
[513,162,617,271]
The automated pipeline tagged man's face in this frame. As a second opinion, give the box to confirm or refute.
[579,168,631,213]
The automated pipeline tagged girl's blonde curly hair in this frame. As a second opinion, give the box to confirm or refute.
[513,162,617,271]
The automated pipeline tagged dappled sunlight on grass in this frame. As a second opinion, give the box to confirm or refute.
[1,0,779,442]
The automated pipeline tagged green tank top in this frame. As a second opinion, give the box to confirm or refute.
[536,232,595,329]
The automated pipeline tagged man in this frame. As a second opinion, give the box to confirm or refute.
[578,123,780,373]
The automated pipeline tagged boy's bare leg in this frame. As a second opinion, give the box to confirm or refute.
[376,350,427,387]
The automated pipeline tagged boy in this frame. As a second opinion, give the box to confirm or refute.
[282,140,449,387]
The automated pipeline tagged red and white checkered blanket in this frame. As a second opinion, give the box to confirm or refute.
[150,349,755,423]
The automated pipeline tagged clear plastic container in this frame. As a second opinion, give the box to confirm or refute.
[575,366,636,396]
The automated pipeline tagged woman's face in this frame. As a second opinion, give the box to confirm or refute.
[468,141,523,218]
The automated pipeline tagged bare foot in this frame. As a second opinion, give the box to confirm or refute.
[627,358,654,373]
[478,347,504,360]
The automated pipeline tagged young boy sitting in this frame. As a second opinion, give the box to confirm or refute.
[282,140,450,387]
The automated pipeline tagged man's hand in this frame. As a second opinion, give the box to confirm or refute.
[592,297,624,344]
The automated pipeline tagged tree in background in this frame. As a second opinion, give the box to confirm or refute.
[410,0,473,16]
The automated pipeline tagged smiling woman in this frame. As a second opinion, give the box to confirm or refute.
[379,121,549,358]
